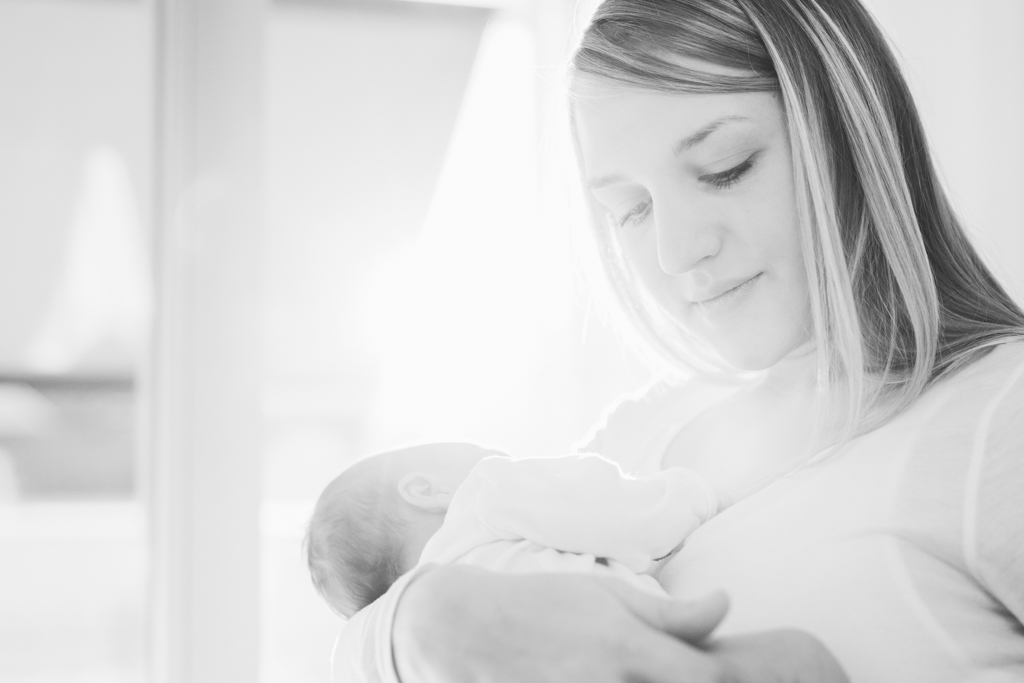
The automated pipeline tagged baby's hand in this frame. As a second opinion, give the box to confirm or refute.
[648,538,686,578]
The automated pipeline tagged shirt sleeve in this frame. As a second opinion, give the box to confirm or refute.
[470,454,718,572]
[969,355,1024,627]
[331,567,426,683]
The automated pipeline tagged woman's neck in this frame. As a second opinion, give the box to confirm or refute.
[754,340,818,396]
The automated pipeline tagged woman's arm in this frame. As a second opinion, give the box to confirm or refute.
[392,565,849,683]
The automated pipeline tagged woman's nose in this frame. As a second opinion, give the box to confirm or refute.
[652,196,721,275]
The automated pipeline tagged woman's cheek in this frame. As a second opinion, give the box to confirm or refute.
[623,230,667,297]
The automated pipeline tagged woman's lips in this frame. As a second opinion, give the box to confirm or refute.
[691,273,762,319]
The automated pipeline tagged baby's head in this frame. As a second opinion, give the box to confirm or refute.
[304,442,503,617]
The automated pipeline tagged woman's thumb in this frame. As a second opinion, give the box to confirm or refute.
[662,591,730,642]
[607,581,730,643]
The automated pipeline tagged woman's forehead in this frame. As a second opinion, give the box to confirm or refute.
[573,86,783,169]
[573,82,777,121]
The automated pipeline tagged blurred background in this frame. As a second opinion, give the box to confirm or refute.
[0,0,1021,681]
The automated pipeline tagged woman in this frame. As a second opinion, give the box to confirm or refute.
[333,0,1024,681]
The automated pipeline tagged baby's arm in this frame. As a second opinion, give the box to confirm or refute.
[469,454,718,573]
[331,568,425,683]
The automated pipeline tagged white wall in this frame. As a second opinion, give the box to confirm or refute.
[0,0,152,371]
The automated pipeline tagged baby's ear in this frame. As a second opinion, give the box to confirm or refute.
[396,471,453,511]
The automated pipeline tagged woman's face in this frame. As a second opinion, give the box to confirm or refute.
[574,81,812,371]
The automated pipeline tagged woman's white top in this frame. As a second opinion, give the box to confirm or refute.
[332,342,1024,683]
[589,342,1024,683]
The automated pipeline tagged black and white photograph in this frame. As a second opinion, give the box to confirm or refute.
[0,0,1021,681]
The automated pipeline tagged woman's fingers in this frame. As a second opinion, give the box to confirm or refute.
[619,628,726,683]
[602,579,730,643]
[709,630,851,683]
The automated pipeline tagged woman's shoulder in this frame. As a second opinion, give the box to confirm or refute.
[960,338,1024,376]
[573,374,740,472]
[967,341,1024,452]
[931,341,1024,420]
[933,343,1024,623]
[898,342,1024,496]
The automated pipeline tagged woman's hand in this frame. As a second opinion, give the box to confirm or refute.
[393,565,725,683]
[392,565,847,683]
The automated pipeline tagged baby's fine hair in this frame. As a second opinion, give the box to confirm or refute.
[303,456,408,618]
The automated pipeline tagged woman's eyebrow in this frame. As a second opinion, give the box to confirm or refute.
[589,174,626,190]
[588,114,752,190]
[673,115,750,155]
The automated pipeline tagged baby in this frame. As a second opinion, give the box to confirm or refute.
[304,442,720,618]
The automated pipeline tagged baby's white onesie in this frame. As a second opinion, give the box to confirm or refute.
[417,453,719,593]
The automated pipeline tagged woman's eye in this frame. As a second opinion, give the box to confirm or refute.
[700,151,761,190]
[612,201,651,228]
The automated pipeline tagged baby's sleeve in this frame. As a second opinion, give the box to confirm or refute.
[472,454,718,573]
[331,568,424,683]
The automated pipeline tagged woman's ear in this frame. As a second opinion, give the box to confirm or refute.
[396,471,454,512]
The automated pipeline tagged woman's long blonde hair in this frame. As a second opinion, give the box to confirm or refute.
[571,0,1024,440]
